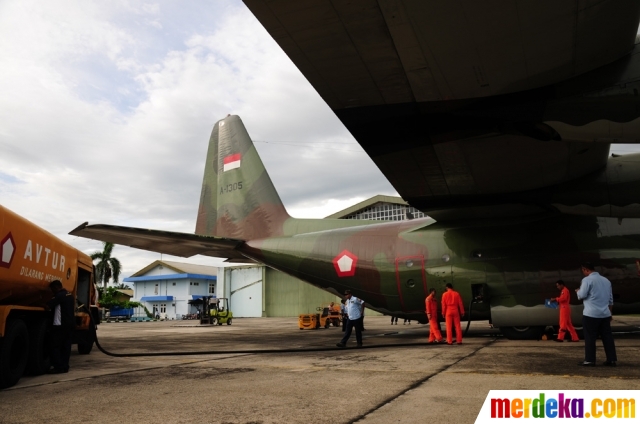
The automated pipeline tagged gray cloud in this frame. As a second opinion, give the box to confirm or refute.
[0,1,395,277]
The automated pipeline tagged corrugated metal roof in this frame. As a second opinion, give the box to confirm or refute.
[130,260,217,277]
[161,261,218,276]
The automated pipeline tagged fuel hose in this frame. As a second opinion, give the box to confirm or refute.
[85,308,433,357]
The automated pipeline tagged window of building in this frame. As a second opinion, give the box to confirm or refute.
[172,282,176,286]
[160,303,166,313]
[209,283,215,294]
[343,202,426,221]
[154,283,159,295]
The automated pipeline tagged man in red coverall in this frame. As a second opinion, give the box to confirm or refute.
[441,283,465,344]
[551,280,579,342]
[425,288,444,343]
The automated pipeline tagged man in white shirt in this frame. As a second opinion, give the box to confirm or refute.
[336,290,364,348]
[576,262,617,367]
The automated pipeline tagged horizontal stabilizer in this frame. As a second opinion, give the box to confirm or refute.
[69,223,249,261]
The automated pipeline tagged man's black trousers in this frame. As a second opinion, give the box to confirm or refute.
[51,326,73,372]
[582,315,617,363]
[340,317,363,345]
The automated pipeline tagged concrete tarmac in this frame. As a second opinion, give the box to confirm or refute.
[1,316,640,424]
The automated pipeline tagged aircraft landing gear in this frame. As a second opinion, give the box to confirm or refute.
[499,326,545,340]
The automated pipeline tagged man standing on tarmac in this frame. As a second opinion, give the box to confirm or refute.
[425,288,444,344]
[551,280,579,342]
[576,262,617,367]
[336,290,364,348]
[441,283,465,345]
[47,280,75,374]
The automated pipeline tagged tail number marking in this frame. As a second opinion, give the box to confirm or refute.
[220,181,243,195]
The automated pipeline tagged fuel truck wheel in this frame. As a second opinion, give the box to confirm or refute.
[26,319,51,376]
[0,319,29,389]
[500,326,545,340]
[77,341,93,355]
[77,327,96,354]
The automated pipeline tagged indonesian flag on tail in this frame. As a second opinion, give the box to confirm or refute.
[223,153,241,172]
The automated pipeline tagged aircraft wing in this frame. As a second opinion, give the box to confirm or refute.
[244,0,639,107]
[69,223,250,261]
[244,1,640,218]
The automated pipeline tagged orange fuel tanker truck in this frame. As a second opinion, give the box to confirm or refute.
[0,205,100,388]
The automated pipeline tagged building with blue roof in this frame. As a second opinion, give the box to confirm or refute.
[124,260,217,320]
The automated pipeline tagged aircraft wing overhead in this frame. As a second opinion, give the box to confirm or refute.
[244,1,640,217]
[244,0,640,107]
[69,223,249,261]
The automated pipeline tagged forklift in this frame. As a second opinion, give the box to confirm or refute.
[188,297,217,325]
[210,298,233,325]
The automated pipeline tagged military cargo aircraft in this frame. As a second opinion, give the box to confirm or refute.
[71,1,640,339]
[71,114,640,339]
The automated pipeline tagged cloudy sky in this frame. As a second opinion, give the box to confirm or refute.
[0,0,398,280]
[2,1,638,283]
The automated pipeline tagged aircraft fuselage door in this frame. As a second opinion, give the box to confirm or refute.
[395,255,427,312]
[452,261,488,319]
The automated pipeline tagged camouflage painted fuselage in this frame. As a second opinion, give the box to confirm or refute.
[237,214,640,325]
[195,116,640,327]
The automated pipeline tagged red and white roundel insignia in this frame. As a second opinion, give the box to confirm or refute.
[333,250,358,277]
[0,232,16,269]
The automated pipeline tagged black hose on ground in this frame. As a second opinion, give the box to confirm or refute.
[85,307,432,358]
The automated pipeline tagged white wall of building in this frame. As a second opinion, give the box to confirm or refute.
[131,276,216,320]
[225,266,264,318]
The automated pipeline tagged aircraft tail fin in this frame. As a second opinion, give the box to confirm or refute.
[195,115,290,240]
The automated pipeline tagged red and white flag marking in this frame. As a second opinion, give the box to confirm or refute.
[223,153,241,172]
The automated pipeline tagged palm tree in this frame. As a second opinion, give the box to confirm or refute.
[91,242,122,288]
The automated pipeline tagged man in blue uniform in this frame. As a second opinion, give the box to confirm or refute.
[576,262,617,367]
[336,290,364,348]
